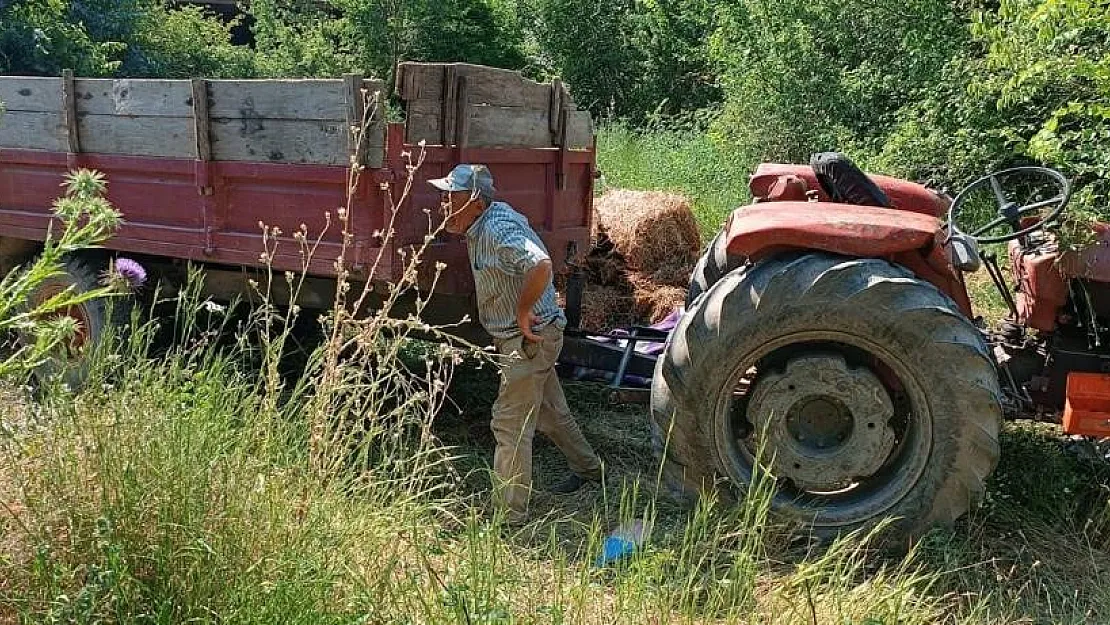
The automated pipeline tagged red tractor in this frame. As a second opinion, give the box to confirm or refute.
[653,153,1095,542]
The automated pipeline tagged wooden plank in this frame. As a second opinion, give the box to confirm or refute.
[210,79,367,121]
[210,117,383,165]
[0,111,68,151]
[61,70,80,153]
[406,102,592,149]
[0,77,62,113]
[397,63,552,109]
[191,79,212,161]
[344,73,365,165]
[404,99,443,145]
[548,79,563,135]
[77,115,196,158]
[454,75,470,150]
[441,66,458,146]
[467,106,592,149]
[74,78,193,117]
[566,110,594,150]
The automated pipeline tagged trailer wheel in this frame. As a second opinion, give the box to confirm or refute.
[25,253,133,389]
[686,230,744,308]
[652,253,1002,543]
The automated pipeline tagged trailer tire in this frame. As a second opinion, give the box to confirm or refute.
[25,252,133,389]
[652,253,1002,544]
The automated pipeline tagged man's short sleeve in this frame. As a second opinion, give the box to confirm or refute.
[493,222,550,276]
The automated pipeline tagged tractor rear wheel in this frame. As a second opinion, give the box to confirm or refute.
[686,230,744,308]
[652,253,1002,543]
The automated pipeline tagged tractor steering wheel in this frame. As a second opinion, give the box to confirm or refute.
[947,167,1071,244]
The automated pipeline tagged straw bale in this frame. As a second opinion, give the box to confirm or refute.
[579,285,636,333]
[648,261,694,288]
[586,254,628,287]
[594,189,701,274]
[629,273,687,323]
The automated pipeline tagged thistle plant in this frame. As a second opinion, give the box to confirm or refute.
[0,169,123,379]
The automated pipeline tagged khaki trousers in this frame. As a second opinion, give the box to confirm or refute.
[491,323,602,518]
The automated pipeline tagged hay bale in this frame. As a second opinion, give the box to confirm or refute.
[630,273,687,324]
[648,261,694,288]
[586,253,628,287]
[594,189,701,274]
[580,285,636,332]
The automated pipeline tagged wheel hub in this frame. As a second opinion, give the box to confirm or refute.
[746,354,896,491]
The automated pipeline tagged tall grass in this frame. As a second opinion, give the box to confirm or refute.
[0,332,964,623]
[2,105,1110,625]
[596,124,755,236]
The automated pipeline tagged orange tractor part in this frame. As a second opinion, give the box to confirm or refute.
[1064,373,1110,437]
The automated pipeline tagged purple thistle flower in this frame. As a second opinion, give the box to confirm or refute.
[112,257,147,290]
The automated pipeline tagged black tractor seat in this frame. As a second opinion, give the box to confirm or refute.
[810,152,891,208]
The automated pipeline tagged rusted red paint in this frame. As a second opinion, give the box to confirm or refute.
[0,122,595,297]
[724,202,940,259]
[758,174,810,203]
[724,202,973,316]
[749,164,951,218]
[1009,240,1069,332]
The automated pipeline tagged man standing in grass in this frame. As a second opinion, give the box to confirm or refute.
[431,164,603,523]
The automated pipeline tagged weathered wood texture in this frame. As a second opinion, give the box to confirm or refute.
[0,76,386,166]
[396,62,593,149]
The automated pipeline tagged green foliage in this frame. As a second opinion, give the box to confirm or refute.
[120,5,255,78]
[596,123,753,234]
[250,0,356,78]
[709,0,970,164]
[0,0,251,77]
[250,0,528,87]
[872,0,1110,229]
[987,0,1110,219]
[528,0,720,120]
[0,0,123,75]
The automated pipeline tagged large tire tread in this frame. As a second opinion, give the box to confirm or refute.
[652,253,1003,542]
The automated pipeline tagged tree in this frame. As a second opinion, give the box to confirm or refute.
[529,0,646,117]
[338,0,527,87]
[0,0,252,77]
[709,0,970,163]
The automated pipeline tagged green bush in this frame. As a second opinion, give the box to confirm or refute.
[528,0,720,120]
[709,0,970,165]
[0,0,122,76]
[0,0,251,78]
[250,0,529,88]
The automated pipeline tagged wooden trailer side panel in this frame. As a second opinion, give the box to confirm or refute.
[0,64,596,305]
[396,63,594,150]
[0,75,386,166]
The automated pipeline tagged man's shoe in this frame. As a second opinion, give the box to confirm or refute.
[550,473,598,494]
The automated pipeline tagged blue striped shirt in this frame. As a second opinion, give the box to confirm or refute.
[466,201,566,340]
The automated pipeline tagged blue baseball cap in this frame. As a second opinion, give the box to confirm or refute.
[429,164,495,199]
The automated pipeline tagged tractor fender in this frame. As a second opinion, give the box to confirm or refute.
[723,202,941,260]
[723,202,973,316]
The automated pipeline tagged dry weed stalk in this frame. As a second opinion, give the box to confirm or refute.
[249,87,486,486]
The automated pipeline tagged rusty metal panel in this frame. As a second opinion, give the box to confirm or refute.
[723,201,940,261]
[0,119,597,302]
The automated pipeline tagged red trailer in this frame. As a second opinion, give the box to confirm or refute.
[0,63,598,347]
